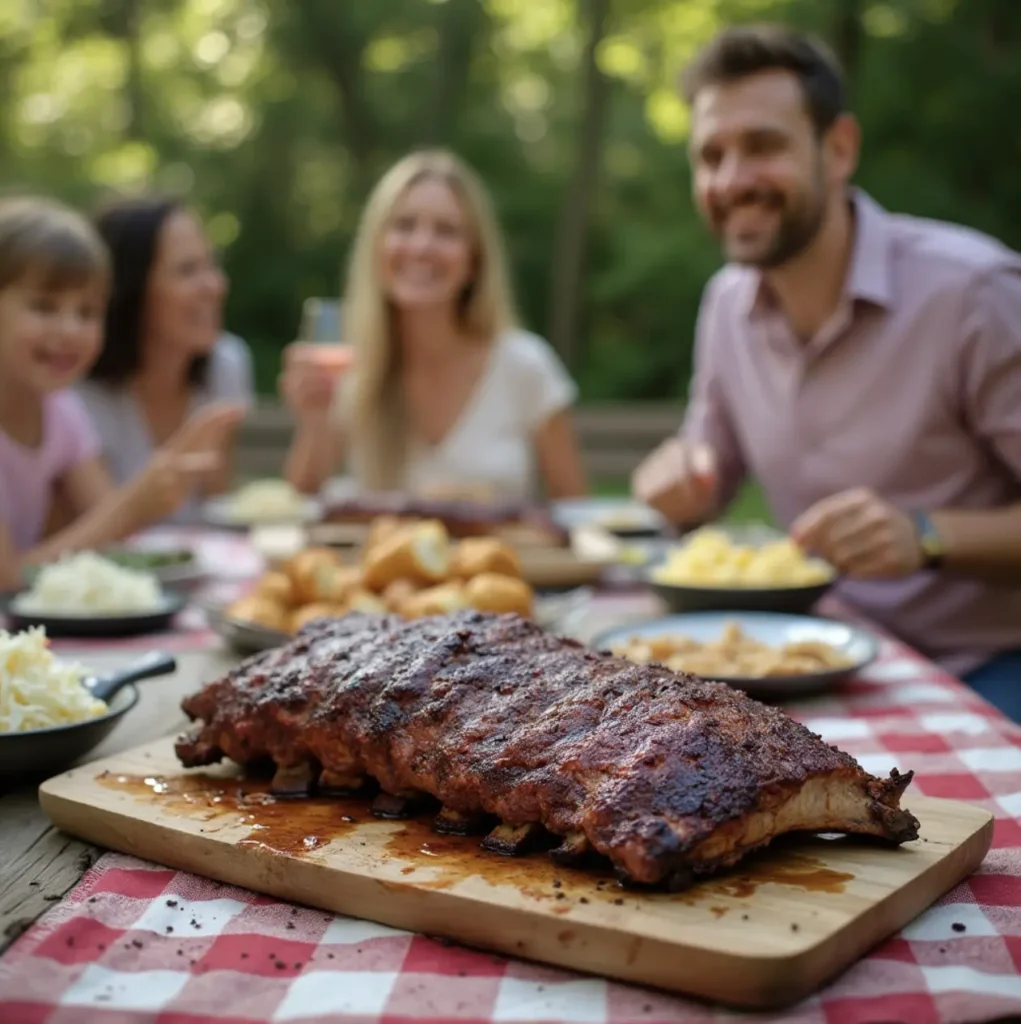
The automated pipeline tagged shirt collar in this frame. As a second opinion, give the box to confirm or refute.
[741,187,895,320]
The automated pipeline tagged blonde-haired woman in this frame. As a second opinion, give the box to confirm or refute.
[280,149,588,502]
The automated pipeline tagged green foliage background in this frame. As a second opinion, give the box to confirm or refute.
[3,0,1020,401]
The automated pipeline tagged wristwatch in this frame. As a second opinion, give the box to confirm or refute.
[911,511,945,570]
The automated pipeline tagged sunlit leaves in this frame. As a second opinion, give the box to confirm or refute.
[864,3,909,37]
[646,88,690,142]
[14,34,128,149]
[488,0,574,52]
[364,30,438,72]
[0,0,31,42]
[598,38,648,84]
[89,140,158,189]
[192,96,253,147]
[206,209,240,246]
[142,29,183,70]
[501,72,548,113]
[192,0,238,19]
[235,6,268,40]
[294,153,350,239]
[592,0,720,141]
[195,29,231,67]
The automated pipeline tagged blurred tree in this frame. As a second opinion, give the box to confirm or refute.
[1,0,1019,400]
[547,0,611,370]
[426,0,488,146]
[831,0,864,91]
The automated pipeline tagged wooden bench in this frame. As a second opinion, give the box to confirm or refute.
[236,400,682,482]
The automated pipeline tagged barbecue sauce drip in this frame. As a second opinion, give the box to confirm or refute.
[97,770,855,901]
[97,772,361,857]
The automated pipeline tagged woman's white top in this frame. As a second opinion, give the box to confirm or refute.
[346,329,578,502]
[75,333,254,524]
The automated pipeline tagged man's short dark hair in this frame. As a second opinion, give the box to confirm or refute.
[680,23,847,136]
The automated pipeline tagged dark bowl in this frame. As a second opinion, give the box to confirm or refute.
[640,523,837,615]
[1,592,185,638]
[0,684,138,780]
[646,576,835,616]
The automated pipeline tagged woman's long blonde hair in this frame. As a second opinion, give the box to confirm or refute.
[343,149,519,491]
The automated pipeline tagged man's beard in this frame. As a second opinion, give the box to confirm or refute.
[713,172,828,270]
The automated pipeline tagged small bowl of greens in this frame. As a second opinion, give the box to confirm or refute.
[102,546,205,592]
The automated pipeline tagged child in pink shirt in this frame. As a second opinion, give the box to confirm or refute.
[0,392,101,551]
[0,196,226,589]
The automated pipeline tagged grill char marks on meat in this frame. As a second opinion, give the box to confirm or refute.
[176,611,920,887]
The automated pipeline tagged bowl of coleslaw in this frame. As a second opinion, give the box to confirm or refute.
[0,627,175,777]
[3,551,184,637]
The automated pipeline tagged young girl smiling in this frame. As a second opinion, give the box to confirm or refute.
[0,196,234,589]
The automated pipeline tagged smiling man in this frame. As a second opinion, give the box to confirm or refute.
[632,23,1021,717]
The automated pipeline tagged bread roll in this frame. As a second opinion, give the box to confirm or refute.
[290,601,347,632]
[346,589,387,614]
[381,578,419,612]
[362,519,451,590]
[227,594,290,632]
[312,564,363,603]
[362,515,406,555]
[400,581,468,619]
[254,571,295,607]
[464,572,534,617]
[450,537,522,579]
[284,547,344,604]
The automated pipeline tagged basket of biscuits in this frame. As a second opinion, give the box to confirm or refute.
[211,516,536,653]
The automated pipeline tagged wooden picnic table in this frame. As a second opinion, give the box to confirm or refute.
[1,528,1020,1023]
[0,648,235,953]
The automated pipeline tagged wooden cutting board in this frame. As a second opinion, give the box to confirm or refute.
[39,738,992,1010]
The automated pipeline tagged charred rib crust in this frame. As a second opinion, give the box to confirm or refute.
[175,611,919,885]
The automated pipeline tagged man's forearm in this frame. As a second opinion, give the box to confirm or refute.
[931,503,1021,581]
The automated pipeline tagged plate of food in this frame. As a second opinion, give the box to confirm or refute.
[592,610,879,696]
[322,491,568,546]
[550,497,669,538]
[202,600,290,655]
[643,524,836,614]
[0,628,176,776]
[3,551,185,638]
[203,479,322,529]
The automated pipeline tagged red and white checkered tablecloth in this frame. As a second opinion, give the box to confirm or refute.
[3,534,1021,1022]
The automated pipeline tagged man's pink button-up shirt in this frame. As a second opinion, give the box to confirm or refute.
[683,190,1021,675]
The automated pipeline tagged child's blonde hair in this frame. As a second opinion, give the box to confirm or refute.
[0,196,109,293]
[344,149,519,491]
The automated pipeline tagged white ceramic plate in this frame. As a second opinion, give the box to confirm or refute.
[590,610,879,698]
[202,494,323,530]
[550,497,667,537]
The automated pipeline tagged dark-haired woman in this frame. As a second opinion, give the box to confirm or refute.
[75,197,251,523]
